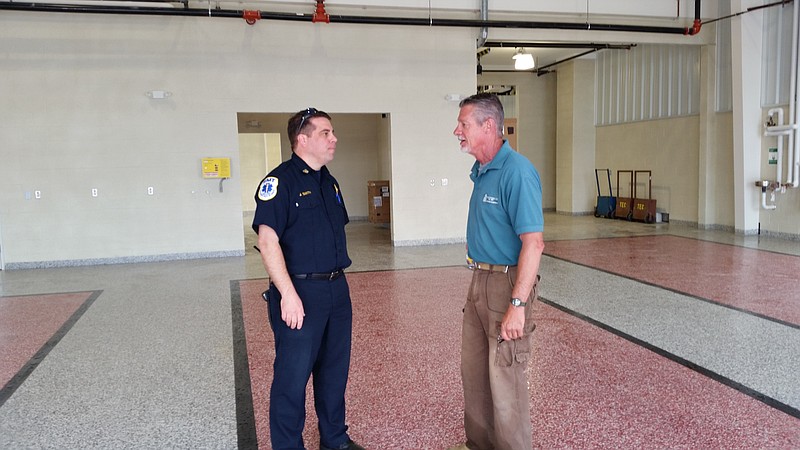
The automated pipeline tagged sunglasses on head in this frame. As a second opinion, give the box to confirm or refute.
[298,107,319,132]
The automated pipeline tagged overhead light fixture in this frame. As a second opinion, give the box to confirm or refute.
[145,90,172,99]
[513,48,535,70]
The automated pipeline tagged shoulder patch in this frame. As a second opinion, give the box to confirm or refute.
[258,177,279,201]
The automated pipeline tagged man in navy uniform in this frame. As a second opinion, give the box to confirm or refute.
[253,108,364,450]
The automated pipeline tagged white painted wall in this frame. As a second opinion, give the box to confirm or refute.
[2,1,798,267]
[0,11,476,266]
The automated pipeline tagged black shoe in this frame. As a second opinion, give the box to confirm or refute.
[320,439,365,450]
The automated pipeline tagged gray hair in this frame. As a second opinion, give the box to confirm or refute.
[459,93,505,138]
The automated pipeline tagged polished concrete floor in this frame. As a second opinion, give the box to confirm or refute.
[1,214,799,449]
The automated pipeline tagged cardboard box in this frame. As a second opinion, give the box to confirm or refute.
[367,180,390,223]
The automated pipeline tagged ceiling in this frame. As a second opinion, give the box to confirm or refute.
[477,45,595,74]
[477,43,638,75]
[0,0,703,74]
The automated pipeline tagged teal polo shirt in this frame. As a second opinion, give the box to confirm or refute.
[466,141,543,265]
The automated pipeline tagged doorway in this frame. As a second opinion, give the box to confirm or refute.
[236,112,393,248]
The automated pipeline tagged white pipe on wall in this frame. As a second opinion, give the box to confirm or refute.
[762,191,777,209]
[790,0,799,187]
[759,181,778,210]
[767,108,784,185]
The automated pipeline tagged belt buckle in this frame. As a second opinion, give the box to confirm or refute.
[329,270,339,281]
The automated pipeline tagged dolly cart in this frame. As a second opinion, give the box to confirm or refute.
[594,169,616,218]
[614,170,634,220]
[632,170,657,223]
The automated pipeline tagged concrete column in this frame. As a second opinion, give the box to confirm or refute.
[556,59,597,214]
[731,0,764,234]
[698,43,717,226]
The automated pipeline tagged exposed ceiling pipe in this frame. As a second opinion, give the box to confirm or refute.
[483,42,633,50]
[790,0,799,187]
[536,48,601,73]
[0,0,704,36]
[534,44,636,76]
[477,0,488,47]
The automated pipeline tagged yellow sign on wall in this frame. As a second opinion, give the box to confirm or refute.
[202,158,231,178]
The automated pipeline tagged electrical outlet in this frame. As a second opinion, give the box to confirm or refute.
[147,186,154,195]
[91,188,98,197]
[34,190,41,199]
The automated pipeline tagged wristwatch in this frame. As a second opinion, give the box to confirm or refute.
[510,297,527,307]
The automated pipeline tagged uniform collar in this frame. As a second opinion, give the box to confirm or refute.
[291,152,329,177]
[470,140,512,179]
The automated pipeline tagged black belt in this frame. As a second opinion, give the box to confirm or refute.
[292,269,344,281]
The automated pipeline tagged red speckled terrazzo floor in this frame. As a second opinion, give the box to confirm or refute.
[239,268,468,449]
[530,301,798,448]
[3,217,799,448]
[236,266,800,449]
[0,292,93,393]
[545,235,800,325]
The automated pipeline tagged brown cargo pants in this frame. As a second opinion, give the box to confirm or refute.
[461,266,538,450]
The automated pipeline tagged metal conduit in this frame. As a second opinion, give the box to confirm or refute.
[0,0,703,36]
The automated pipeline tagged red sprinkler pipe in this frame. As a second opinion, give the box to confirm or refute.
[312,0,330,24]
[243,10,261,25]
[684,0,702,35]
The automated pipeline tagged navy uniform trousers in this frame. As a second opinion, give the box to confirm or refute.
[266,275,353,450]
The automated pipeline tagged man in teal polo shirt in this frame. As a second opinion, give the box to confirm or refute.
[449,93,545,450]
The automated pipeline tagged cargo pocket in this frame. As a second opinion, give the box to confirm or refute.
[494,319,536,367]
[486,272,513,313]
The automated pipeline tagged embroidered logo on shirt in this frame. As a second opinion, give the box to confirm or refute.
[482,193,499,205]
[258,177,279,201]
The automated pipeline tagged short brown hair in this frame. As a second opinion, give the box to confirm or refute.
[288,108,332,150]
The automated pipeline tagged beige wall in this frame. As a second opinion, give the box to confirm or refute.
[0,11,475,266]
[596,116,700,222]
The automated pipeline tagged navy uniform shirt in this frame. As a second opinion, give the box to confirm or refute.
[252,153,352,275]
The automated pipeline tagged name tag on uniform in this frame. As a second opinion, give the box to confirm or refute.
[299,191,312,197]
